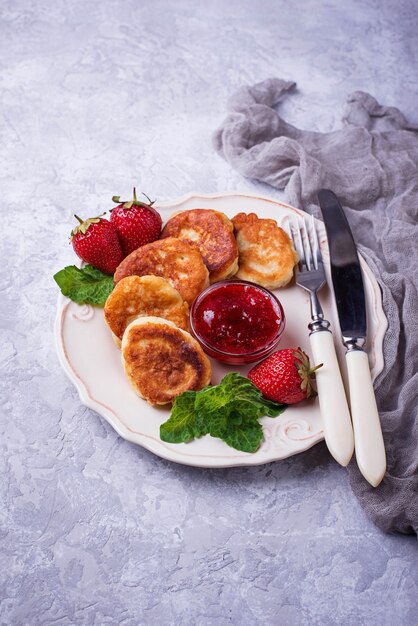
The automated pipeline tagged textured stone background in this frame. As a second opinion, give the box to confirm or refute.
[1,0,417,624]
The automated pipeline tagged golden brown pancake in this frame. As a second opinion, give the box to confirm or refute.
[161,209,238,283]
[232,212,299,289]
[114,237,209,305]
[104,275,190,347]
[121,317,212,405]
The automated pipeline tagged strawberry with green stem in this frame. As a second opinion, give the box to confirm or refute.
[110,188,162,255]
[248,348,322,405]
[71,214,124,275]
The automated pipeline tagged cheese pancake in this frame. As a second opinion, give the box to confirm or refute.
[121,317,212,405]
[232,212,298,289]
[114,237,209,305]
[161,209,238,283]
[104,275,190,347]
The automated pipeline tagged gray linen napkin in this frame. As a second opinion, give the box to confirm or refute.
[213,78,418,535]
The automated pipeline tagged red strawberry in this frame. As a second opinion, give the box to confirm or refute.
[110,188,162,255]
[248,348,322,404]
[71,214,124,275]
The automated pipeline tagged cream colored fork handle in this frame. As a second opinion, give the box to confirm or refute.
[346,349,386,487]
[309,330,354,467]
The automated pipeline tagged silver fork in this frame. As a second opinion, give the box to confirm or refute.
[285,216,354,467]
[288,215,327,330]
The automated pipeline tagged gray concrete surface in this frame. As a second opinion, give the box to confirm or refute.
[1,0,417,624]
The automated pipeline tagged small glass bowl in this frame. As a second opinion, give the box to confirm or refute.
[190,279,286,365]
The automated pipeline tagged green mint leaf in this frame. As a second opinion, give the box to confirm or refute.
[53,264,114,307]
[195,372,286,426]
[159,373,287,452]
[160,391,207,443]
[222,418,263,453]
[195,373,287,449]
[259,397,287,418]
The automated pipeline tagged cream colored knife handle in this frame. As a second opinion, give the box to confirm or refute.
[309,330,354,466]
[346,349,386,487]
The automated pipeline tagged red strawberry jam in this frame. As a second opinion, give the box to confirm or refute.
[190,280,285,364]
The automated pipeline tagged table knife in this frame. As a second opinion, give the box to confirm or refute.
[317,189,386,487]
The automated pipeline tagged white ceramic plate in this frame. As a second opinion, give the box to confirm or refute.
[55,192,387,467]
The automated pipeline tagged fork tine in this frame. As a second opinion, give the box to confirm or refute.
[291,218,309,269]
[310,215,324,269]
[300,218,315,271]
[282,218,292,240]
[284,218,304,268]
[295,220,307,268]
[282,218,295,250]
[309,215,317,269]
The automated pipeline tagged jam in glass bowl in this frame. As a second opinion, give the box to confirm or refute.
[190,279,286,364]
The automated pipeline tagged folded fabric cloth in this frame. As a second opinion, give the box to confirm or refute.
[213,78,418,535]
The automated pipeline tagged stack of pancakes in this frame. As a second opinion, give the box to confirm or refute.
[104,208,298,406]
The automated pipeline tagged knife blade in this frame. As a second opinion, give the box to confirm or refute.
[317,189,386,487]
